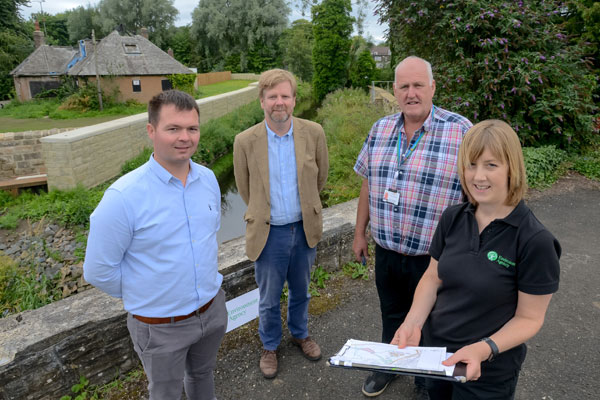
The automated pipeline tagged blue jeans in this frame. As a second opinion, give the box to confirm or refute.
[254,221,316,350]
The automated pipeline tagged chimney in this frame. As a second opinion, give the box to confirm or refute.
[33,21,45,49]
[168,48,174,58]
[140,27,149,39]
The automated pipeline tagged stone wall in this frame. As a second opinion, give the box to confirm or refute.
[231,73,262,81]
[0,129,74,180]
[0,199,358,400]
[40,84,259,190]
[371,86,400,114]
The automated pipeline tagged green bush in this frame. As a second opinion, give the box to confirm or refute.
[523,145,568,189]
[315,88,387,206]
[192,100,264,165]
[380,0,598,149]
[168,74,196,96]
[572,150,600,180]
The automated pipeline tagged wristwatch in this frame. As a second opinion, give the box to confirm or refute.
[480,337,499,362]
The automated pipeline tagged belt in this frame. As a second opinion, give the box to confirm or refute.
[133,296,215,324]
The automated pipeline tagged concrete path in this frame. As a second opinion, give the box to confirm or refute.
[214,175,600,400]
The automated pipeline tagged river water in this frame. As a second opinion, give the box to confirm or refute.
[216,169,247,244]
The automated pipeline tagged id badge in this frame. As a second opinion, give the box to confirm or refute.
[383,189,399,205]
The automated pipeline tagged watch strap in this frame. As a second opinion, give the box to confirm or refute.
[480,337,499,362]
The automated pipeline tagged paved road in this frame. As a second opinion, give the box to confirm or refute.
[214,179,600,400]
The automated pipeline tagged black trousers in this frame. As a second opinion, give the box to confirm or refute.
[427,371,520,400]
[374,244,430,343]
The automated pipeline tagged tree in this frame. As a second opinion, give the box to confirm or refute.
[348,49,376,91]
[279,19,314,82]
[97,0,178,46]
[30,12,71,46]
[376,0,598,149]
[191,0,289,72]
[312,0,354,102]
[0,0,33,100]
[163,26,201,68]
[67,5,104,42]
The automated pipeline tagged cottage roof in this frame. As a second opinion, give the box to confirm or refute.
[68,31,193,76]
[10,45,78,76]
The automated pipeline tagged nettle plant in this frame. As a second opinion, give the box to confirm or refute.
[381,0,598,149]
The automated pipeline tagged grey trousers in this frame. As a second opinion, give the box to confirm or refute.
[127,289,228,400]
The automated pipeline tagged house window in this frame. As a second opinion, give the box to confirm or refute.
[123,43,141,54]
[161,79,173,91]
[132,79,141,92]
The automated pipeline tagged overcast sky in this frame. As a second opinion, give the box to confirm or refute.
[19,0,388,43]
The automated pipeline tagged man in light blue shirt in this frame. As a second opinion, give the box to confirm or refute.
[234,69,329,379]
[84,90,226,400]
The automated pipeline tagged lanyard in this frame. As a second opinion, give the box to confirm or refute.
[397,105,434,168]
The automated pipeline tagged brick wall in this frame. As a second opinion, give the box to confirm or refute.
[41,84,259,190]
[0,128,75,180]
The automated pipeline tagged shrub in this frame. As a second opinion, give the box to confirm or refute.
[572,149,600,180]
[168,74,196,96]
[315,88,387,206]
[523,145,568,188]
[59,82,119,112]
[379,0,598,149]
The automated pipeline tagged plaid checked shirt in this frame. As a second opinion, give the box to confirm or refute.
[354,106,472,255]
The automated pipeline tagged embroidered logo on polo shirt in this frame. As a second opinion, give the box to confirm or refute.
[487,251,515,268]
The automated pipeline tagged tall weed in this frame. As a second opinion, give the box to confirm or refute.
[315,88,387,206]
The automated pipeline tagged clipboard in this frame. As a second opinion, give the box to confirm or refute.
[328,339,467,383]
[327,359,467,383]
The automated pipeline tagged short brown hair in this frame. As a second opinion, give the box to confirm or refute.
[148,90,199,126]
[258,69,297,99]
[458,119,527,207]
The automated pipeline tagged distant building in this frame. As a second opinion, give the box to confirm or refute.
[11,23,194,103]
[370,46,391,69]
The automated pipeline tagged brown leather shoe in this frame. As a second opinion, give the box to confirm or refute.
[260,349,278,379]
[291,336,322,361]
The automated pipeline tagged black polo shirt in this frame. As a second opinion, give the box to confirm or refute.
[424,200,561,382]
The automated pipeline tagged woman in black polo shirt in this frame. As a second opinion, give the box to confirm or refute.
[391,119,561,399]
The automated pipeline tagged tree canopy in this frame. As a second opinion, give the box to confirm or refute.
[0,0,33,100]
[312,0,354,102]
[97,0,178,46]
[279,19,314,82]
[191,0,289,72]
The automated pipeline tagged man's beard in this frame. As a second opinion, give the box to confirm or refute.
[269,109,291,123]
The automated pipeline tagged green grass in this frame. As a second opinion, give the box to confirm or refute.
[315,88,388,207]
[196,80,255,98]
[0,253,62,318]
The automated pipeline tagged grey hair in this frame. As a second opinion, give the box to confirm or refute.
[394,56,434,85]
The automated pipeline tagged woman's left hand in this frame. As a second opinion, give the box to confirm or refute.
[442,341,491,381]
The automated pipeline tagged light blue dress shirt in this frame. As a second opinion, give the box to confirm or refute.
[266,121,302,225]
[83,155,222,317]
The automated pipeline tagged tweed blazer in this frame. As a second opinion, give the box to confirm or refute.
[233,117,329,261]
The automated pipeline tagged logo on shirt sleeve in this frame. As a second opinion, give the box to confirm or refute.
[487,251,515,268]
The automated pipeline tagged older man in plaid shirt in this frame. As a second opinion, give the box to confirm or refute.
[353,56,472,398]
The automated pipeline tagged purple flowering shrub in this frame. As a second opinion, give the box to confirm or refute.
[377,0,597,149]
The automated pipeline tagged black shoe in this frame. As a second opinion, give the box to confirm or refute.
[361,372,396,397]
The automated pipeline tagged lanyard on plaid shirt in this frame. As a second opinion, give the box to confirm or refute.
[397,105,434,168]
